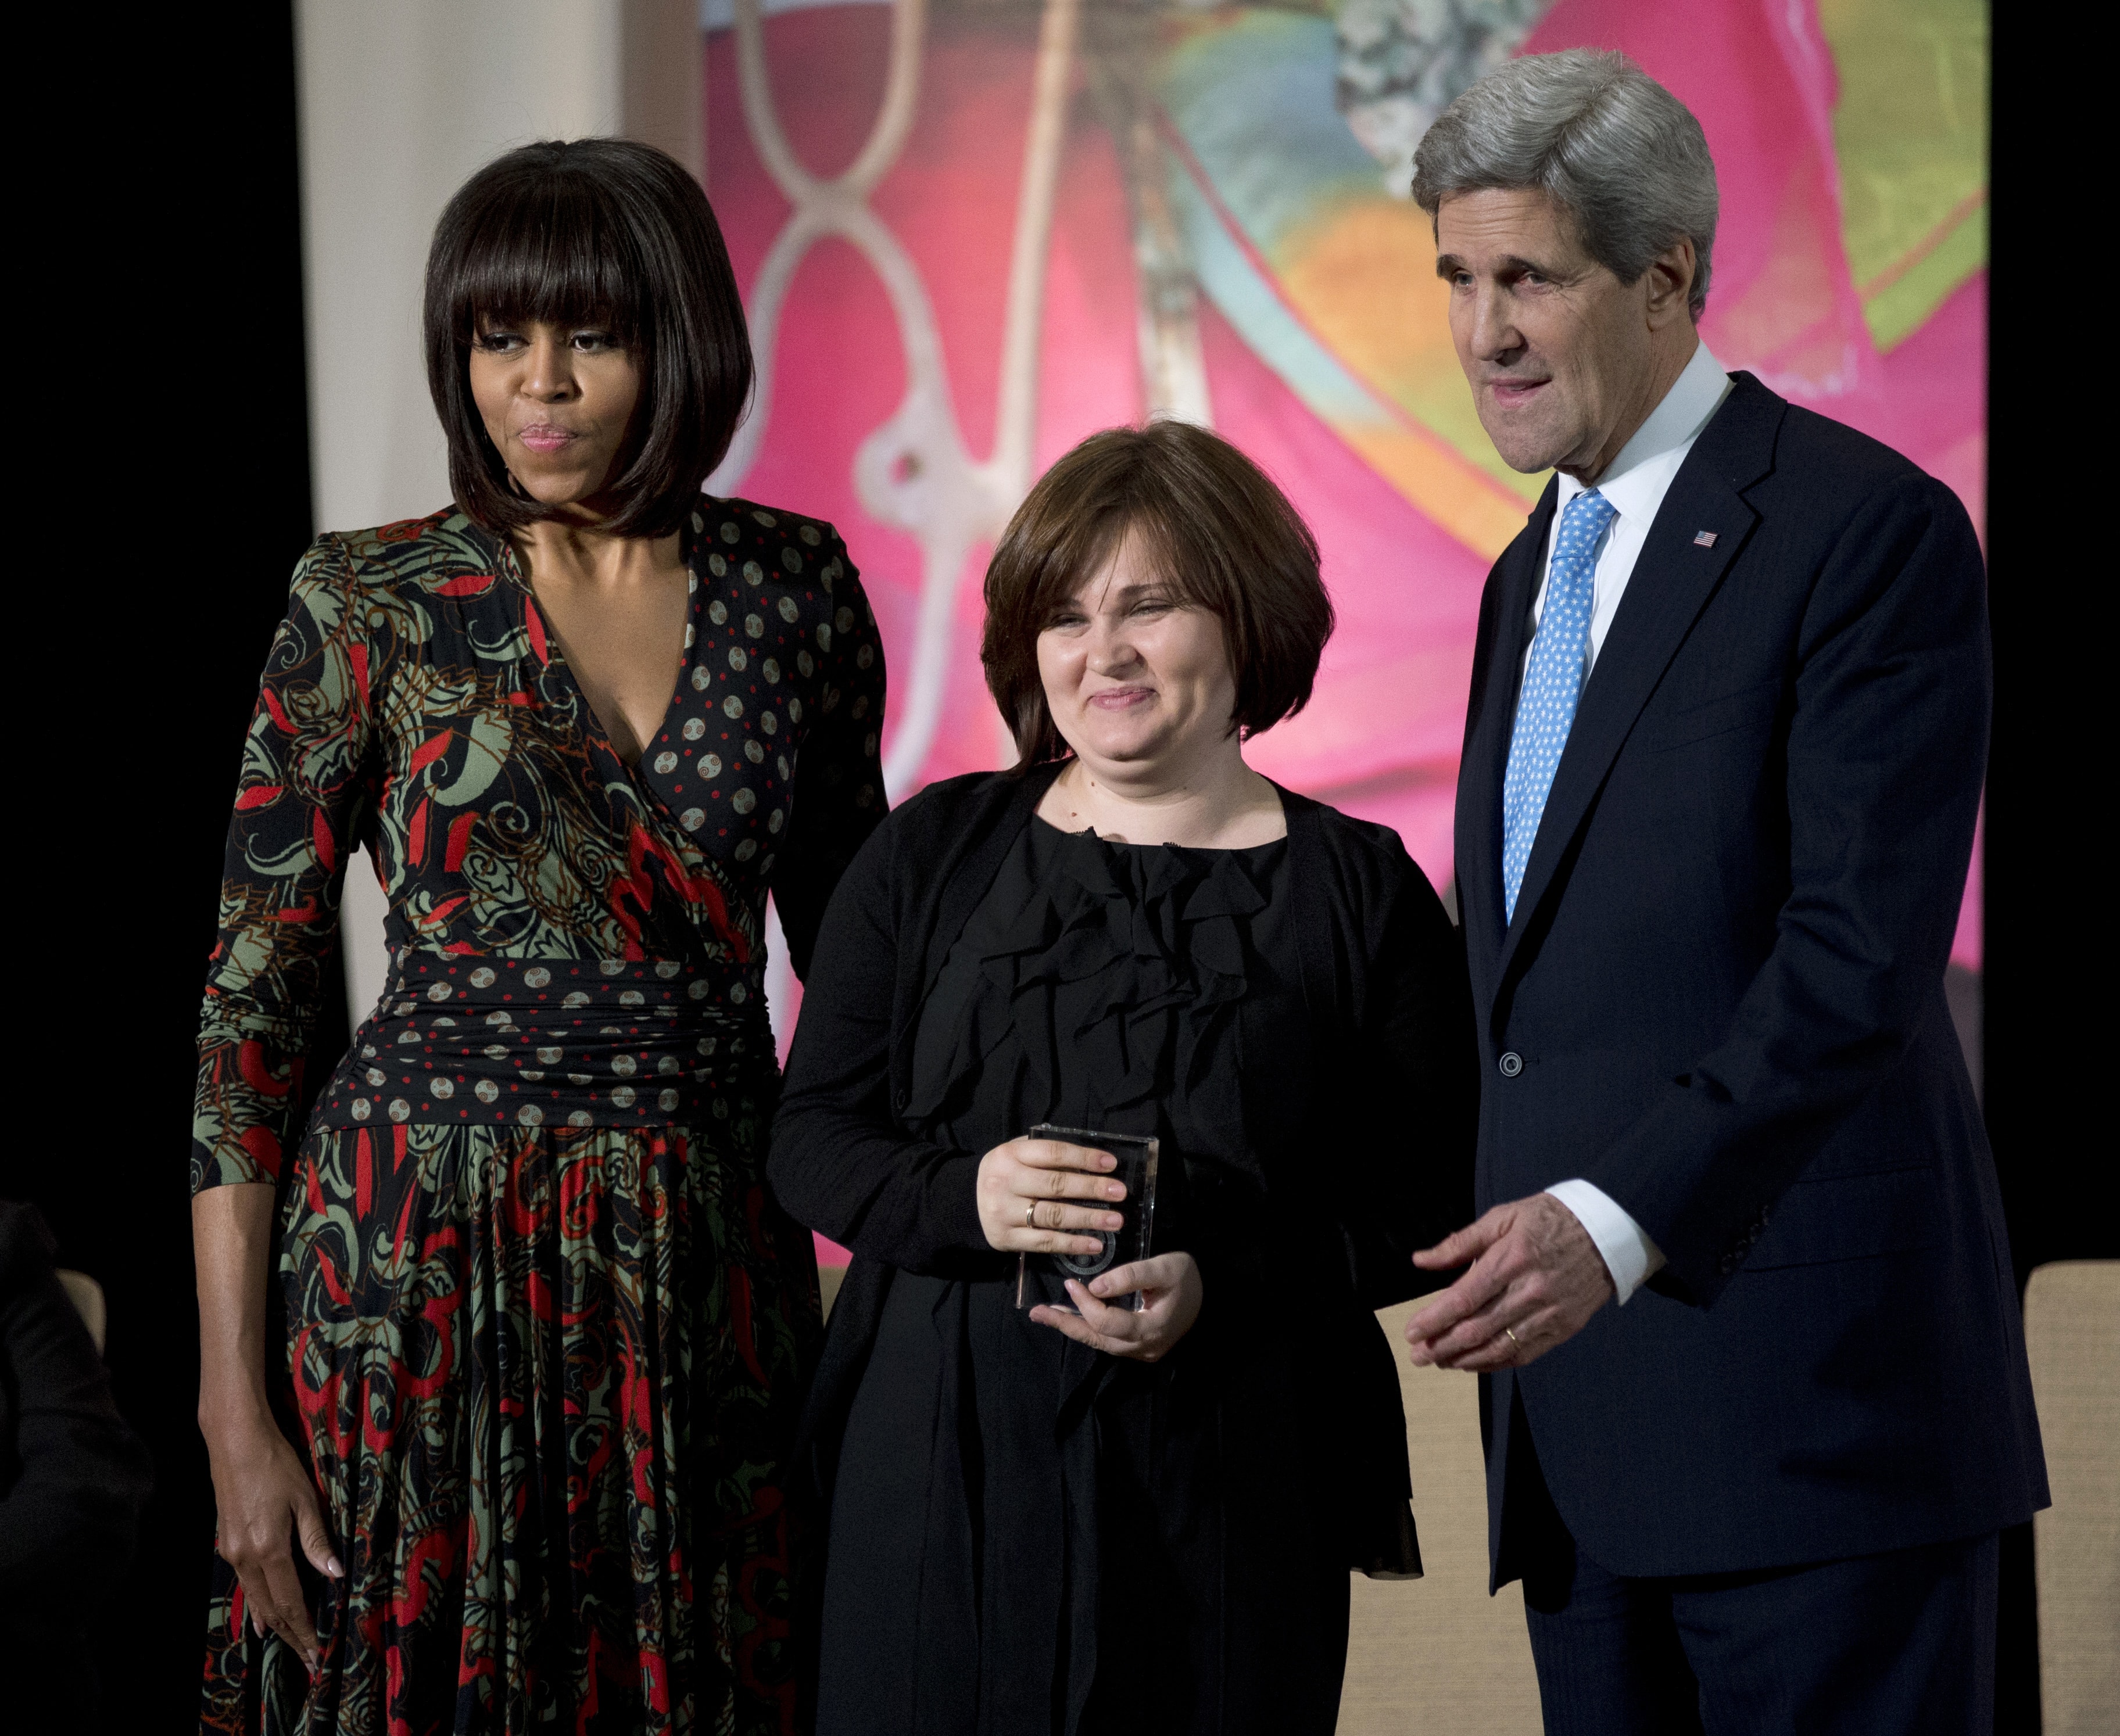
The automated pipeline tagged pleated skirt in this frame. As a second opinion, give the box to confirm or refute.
[200,1099,817,1736]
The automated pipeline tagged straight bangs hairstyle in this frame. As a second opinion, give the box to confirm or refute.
[982,421,1334,767]
[424,138,754,539]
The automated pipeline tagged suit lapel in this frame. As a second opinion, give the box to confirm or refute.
[1459,480,1558,974]
[1493,375,1785,996]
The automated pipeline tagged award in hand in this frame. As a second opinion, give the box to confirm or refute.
[1015,1124,1159,1312]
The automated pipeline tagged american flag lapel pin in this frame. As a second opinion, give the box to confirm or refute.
[1693,530,1718,547]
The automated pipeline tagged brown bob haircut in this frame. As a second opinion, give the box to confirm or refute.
[424,138,753,539]
[982,421,1335,767]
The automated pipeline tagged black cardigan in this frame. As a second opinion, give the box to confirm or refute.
[768,765,1477,1542]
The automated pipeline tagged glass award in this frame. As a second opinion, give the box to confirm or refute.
[1015,1125,1159,1313]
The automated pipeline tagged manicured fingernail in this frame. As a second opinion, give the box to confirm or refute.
[327,1556,346,1578]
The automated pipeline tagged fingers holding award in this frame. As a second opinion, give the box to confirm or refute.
[1009,1125,1159,1314]
[975,1132,1130,1261]
[1032,1251,1204,1362]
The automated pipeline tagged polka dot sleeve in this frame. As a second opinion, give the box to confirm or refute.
[767,530,887,982]
[191,537,379,1192]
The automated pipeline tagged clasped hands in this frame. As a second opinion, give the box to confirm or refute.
[976,1136,1201,1361]
[1403,1192,1615,1371]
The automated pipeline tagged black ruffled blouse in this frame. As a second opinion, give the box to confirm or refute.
[905,816,1292,1242]
[818,818,1348,1736]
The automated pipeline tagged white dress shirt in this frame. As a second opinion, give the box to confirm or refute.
[1524,340,1733,1305]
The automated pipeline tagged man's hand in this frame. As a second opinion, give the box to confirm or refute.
[1403,1193,1614,1370]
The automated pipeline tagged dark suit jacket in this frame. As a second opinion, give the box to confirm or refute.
[1456,372,2046,1582]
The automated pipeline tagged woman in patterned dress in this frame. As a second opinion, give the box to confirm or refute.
[191,139,884,1734]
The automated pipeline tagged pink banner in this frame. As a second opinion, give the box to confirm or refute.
[701,1,1988,1261]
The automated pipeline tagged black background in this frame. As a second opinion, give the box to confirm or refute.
[6,5,2094,1730]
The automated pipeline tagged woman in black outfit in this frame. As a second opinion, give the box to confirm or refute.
[769,421,1477,1735]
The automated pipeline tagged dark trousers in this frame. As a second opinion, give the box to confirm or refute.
[1513,1419,1998,1734]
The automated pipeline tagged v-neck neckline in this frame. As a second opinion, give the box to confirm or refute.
[497,532,698,778]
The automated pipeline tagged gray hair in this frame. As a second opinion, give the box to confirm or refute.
[1410,49,1718,317]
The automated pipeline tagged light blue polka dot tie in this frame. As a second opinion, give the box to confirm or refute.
[1502,487,1617,923]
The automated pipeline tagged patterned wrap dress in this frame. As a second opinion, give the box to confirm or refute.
[190,497,886,1735]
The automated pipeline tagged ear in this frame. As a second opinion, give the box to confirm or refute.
[1643,236,1698,329]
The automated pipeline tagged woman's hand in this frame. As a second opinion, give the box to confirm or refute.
[975,1136,1127,1258]
[203,1405,343,1671]
[1030,1253,1204,1361]
[194,1182,341,1672]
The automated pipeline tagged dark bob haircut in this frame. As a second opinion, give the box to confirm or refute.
[423,138,753,539]
[982,421,1334,767]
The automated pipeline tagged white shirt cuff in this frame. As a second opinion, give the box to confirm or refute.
[1544,1180,1666,1305]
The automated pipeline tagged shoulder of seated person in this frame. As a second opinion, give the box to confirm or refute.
[0,1200,58,1298]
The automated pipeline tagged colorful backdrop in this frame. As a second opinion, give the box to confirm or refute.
[698,0,1987,1104]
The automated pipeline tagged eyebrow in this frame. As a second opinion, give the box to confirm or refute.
[1434,252,1557,281]
[1059,580,1179,612]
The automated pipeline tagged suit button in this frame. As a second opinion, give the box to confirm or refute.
[1498,1052,1523,1078]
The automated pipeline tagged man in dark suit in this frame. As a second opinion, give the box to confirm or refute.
[1397,48,2046,1733]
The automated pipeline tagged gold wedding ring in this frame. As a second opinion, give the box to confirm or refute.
[1025,1200,1038,1229]
[1504,1326,1522,1349]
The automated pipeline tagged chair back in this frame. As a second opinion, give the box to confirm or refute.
[2025,1260,2120,1734]
[55,1268,107,1356]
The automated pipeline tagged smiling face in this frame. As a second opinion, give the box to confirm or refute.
[1036,533,1240,784]
[1435,187,1696,481]
[467,317,643,518]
